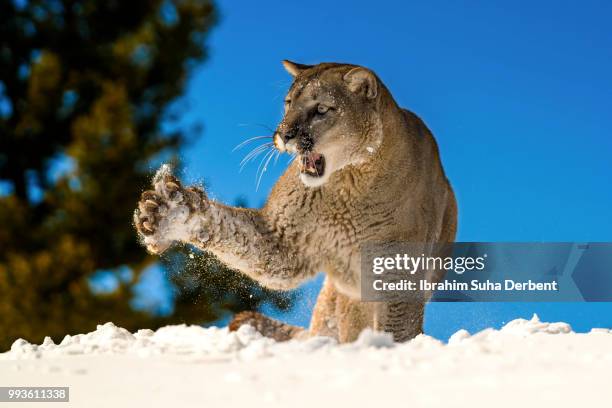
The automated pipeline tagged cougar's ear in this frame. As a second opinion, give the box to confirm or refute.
[282,60,313,77]
[343,67,378,99]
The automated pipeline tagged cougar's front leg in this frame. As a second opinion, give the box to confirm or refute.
[134,166,314,290]
[309,276,373,342]
[308,277,340,339]
[202,202,316,289]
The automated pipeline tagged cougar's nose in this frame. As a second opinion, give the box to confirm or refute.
[274,129,297,152]
[282,131,296,143]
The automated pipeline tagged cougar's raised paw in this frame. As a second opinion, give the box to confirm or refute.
[134,164,210,254]
[135,190,166,236]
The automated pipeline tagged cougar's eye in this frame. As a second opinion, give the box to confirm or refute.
[316,104,330,114]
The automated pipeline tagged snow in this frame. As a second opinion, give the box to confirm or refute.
[1,314,611,407]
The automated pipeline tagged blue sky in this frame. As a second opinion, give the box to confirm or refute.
[152,0,612,339]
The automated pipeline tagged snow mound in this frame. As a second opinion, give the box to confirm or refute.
[5,322,277,360]
[501,313,572,334]
[2,316,611,407]
[1,314,581,361]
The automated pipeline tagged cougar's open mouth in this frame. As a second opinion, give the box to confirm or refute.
[300,152,325,177]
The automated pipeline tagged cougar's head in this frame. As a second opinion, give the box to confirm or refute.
[274,60,382,187]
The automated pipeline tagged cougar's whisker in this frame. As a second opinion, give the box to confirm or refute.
[237,123,275,133]
[255,147,275,182]
[240,147,268,169]
[256,147,277,191]
[232,135,273,152]
[240,142,274,169]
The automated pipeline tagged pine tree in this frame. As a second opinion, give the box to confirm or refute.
[0,0,292,350]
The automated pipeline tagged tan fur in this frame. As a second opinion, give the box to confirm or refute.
[229,311,306,341]
[134,61,457,343]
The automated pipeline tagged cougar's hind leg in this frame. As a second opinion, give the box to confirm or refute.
[230,276,341,342]
[230,276,373,343]
[382,300,425,342]
[228,311,305,342]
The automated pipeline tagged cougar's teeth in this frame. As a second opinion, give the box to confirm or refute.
[299,152,325,177]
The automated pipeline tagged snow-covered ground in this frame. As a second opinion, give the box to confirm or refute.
[1,315,611,408]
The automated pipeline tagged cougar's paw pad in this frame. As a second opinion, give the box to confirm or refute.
[135,190,167,236]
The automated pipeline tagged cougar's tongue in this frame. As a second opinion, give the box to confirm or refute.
[301,152,325,177]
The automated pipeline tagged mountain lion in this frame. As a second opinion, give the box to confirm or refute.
[134,61,457,342]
